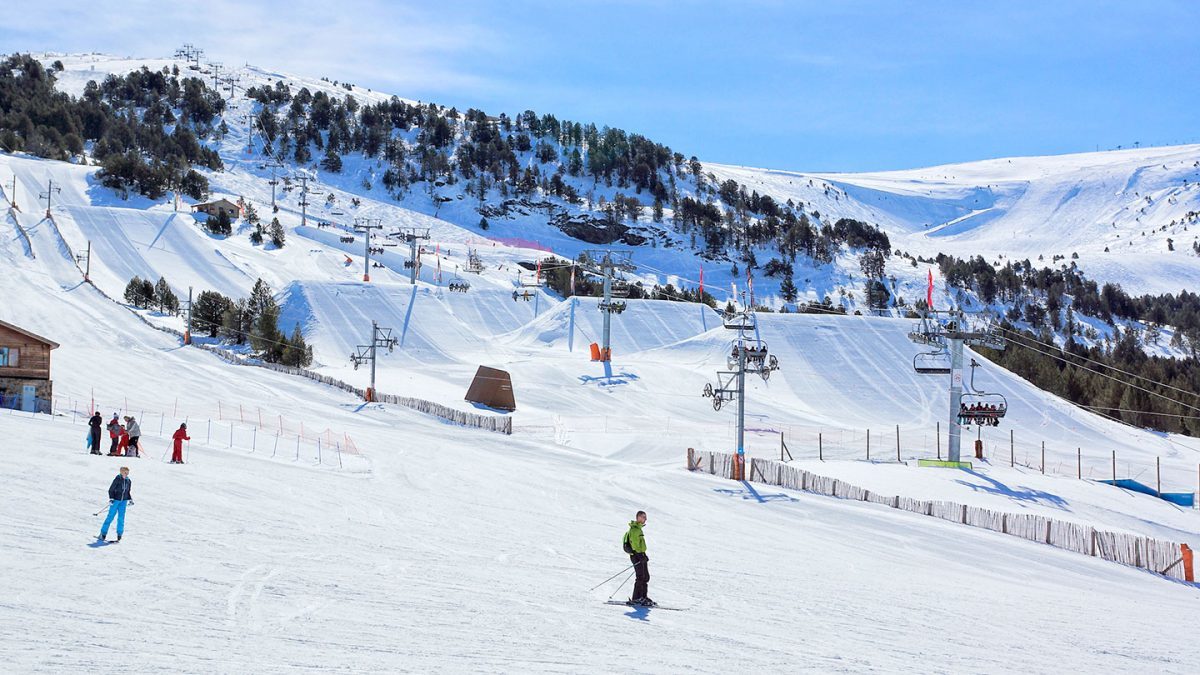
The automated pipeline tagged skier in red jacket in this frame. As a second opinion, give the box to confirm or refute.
[171,423,190,464]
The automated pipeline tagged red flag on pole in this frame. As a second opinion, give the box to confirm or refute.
[926,269,934,310]
[536,259,542,284]
[698,265,704,300]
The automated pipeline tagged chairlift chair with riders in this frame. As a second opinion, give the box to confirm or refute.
[448,266,471,293]
[958,359,1008,426]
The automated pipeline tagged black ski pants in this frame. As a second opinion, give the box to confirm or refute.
[630,552,649,600]
[90,428,102,454]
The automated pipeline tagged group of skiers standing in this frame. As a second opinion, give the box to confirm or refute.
[87,411,191,543]
[87,412,191,463]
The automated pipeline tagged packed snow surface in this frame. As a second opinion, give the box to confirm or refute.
[3,53,1200,673]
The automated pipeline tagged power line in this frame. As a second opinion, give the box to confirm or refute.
[1000,331,1200,415]
[998,326,1200,403]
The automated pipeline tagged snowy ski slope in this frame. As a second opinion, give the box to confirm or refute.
[3,52,1200,672]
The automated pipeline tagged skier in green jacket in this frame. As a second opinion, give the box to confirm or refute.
[623,511,653,606]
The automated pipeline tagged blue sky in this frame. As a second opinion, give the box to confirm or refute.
[4,1,1197,171]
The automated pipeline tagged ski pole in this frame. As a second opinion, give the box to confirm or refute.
[93,502,111,517]
[607,570,636,601]
[588,564,635,591]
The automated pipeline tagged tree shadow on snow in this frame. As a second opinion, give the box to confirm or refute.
[956,469,1069,510]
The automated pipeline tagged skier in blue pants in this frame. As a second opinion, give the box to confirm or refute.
[99,466,133,542]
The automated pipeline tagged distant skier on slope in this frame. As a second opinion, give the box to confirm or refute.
[88,412,103,455]
[98,466,133,543]
[125,416,142,458]
[113,424,129,457]
[623,511,654,607]
[171,423,190,464]
[106,413,121,455]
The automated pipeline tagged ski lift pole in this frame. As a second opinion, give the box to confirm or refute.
[368,320,378,402]
[735,322,747,479]
[946,336,965,463]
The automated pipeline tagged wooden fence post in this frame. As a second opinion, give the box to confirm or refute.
[1157,456,1161,497]
[1041,441,1045,474]
[687,447,694,471]
[1077,448,1081,479]
[1112,450,1117,481]
[866,428,871,461]
[819,432,823,461]
[896,425,901,462]
[937,422,941,460]
[1010,429,1014,467]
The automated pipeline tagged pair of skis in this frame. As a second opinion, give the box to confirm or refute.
[603,600,685,611]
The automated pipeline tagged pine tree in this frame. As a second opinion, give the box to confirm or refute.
[780,273,798,303]
[154,276,179,314]
[124,276,146,307]
[193,290,232,337]
[206,209,232,236]
[250,222,264,245]
[478,217,489,231]
[281,323,313,367]
[321,147,343,173]
[269,217,285,248]
[221,298,249,344]
[247,278,277,325]
[141,278,156,306]
[251,306,283,361]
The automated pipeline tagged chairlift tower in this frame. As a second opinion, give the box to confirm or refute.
[265,161,285,211]
[389,227,431,284]
[466,249,484,274]
[39,179,61,219]
[353,217,383,282]
[293,174,311,227]
[909,310,1006,464]
[582,249,634,361]
[701,302,780,479]
[350,320,397,402]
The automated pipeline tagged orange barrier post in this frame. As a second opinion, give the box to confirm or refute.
[589,343,600,361]
[1183,544,1194,583]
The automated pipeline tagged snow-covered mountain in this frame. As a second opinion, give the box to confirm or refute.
[712,144,1200,295]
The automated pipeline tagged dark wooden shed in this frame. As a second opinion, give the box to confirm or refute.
[464,366,516,411]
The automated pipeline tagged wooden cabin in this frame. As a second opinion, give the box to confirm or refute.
[0,319,59,413]
[190,198,242,220]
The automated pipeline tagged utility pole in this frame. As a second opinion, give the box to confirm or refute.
[294,174,310,227]
[75,241,91,281]
[391,227,431,284]
[183,286,193,345]
[701,303,780,479]
[40,179,61,219]
[209,62,222,91]
[350,321,396,402]
[582,249,634,361]
[267,161,284,211]
[354,217,383,282]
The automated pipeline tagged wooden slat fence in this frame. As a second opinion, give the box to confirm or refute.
[686,449,1194,583]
